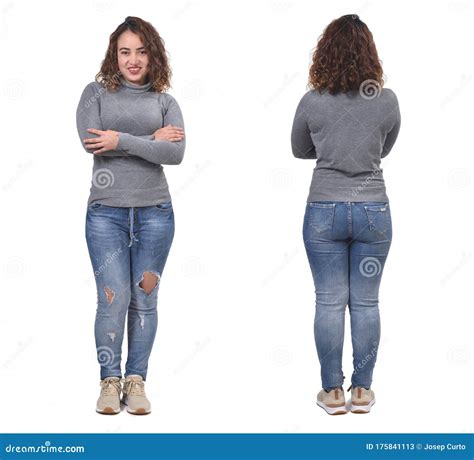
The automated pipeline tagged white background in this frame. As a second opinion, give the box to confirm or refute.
[1,0,473,433]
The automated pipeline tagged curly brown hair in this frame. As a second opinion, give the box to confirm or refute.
[95,16,172,92]
[308,14,384,94]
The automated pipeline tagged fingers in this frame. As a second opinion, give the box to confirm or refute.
[169,134,184,142]
[83,137,102,145]
[164,127,185,140]
[84,137,103,153]
[84,142,103,152]
[168,132,184,138]
[157,125,185,142]
[164,125,184,133]
[164,131,184,138]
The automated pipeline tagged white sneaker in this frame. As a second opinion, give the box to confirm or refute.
[121,374,151,415]
[316,387,347,415]
[96,376,121,415]
[350,386,376,413]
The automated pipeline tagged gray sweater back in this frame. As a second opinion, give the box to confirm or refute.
[291,87,400,202]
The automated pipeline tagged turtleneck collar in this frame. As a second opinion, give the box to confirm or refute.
[119,76,152,93]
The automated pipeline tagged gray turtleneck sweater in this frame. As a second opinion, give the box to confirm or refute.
[76,76,185,207]
[291,88,400,202]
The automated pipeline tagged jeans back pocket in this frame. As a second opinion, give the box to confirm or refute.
[307,202,336,233]
[364,203,391,235]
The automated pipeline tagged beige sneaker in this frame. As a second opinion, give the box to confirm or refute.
[316,387,347,415]
[350,386,376,413]
[96,376,121,415]
[121,374,151,415]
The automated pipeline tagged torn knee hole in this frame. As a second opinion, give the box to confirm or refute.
[104,286,115,304]
[138,271,160,295]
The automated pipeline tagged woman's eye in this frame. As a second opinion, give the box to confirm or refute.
[120,51,145,55]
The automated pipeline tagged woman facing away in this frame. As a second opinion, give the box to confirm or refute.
[291,14,401,415]
[75,16,185,415]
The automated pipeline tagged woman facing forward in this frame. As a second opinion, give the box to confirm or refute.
[291,14,400,415]
[76,16,185,415]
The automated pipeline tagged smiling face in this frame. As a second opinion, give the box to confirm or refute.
[117,30,150,85]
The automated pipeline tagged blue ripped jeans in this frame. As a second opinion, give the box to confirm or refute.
[303,201,392,391]
[85,202,174,381]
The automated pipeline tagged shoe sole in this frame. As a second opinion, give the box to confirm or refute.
[127,407,151,415]
[316,401,347,415]
[351,398,376,413]
[121,399,151,415]
[96,407,120,415]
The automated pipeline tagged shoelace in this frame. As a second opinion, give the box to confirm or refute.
[101,378,121,396]
[122,378,146,397]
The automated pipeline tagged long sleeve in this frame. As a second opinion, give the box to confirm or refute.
[116,94,186,166]
[76,82,127,158]
[291,95,317,159]
[381,95,401,158]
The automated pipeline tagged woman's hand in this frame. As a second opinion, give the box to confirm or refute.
[83,128,119,154]
[153,124,184,142]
